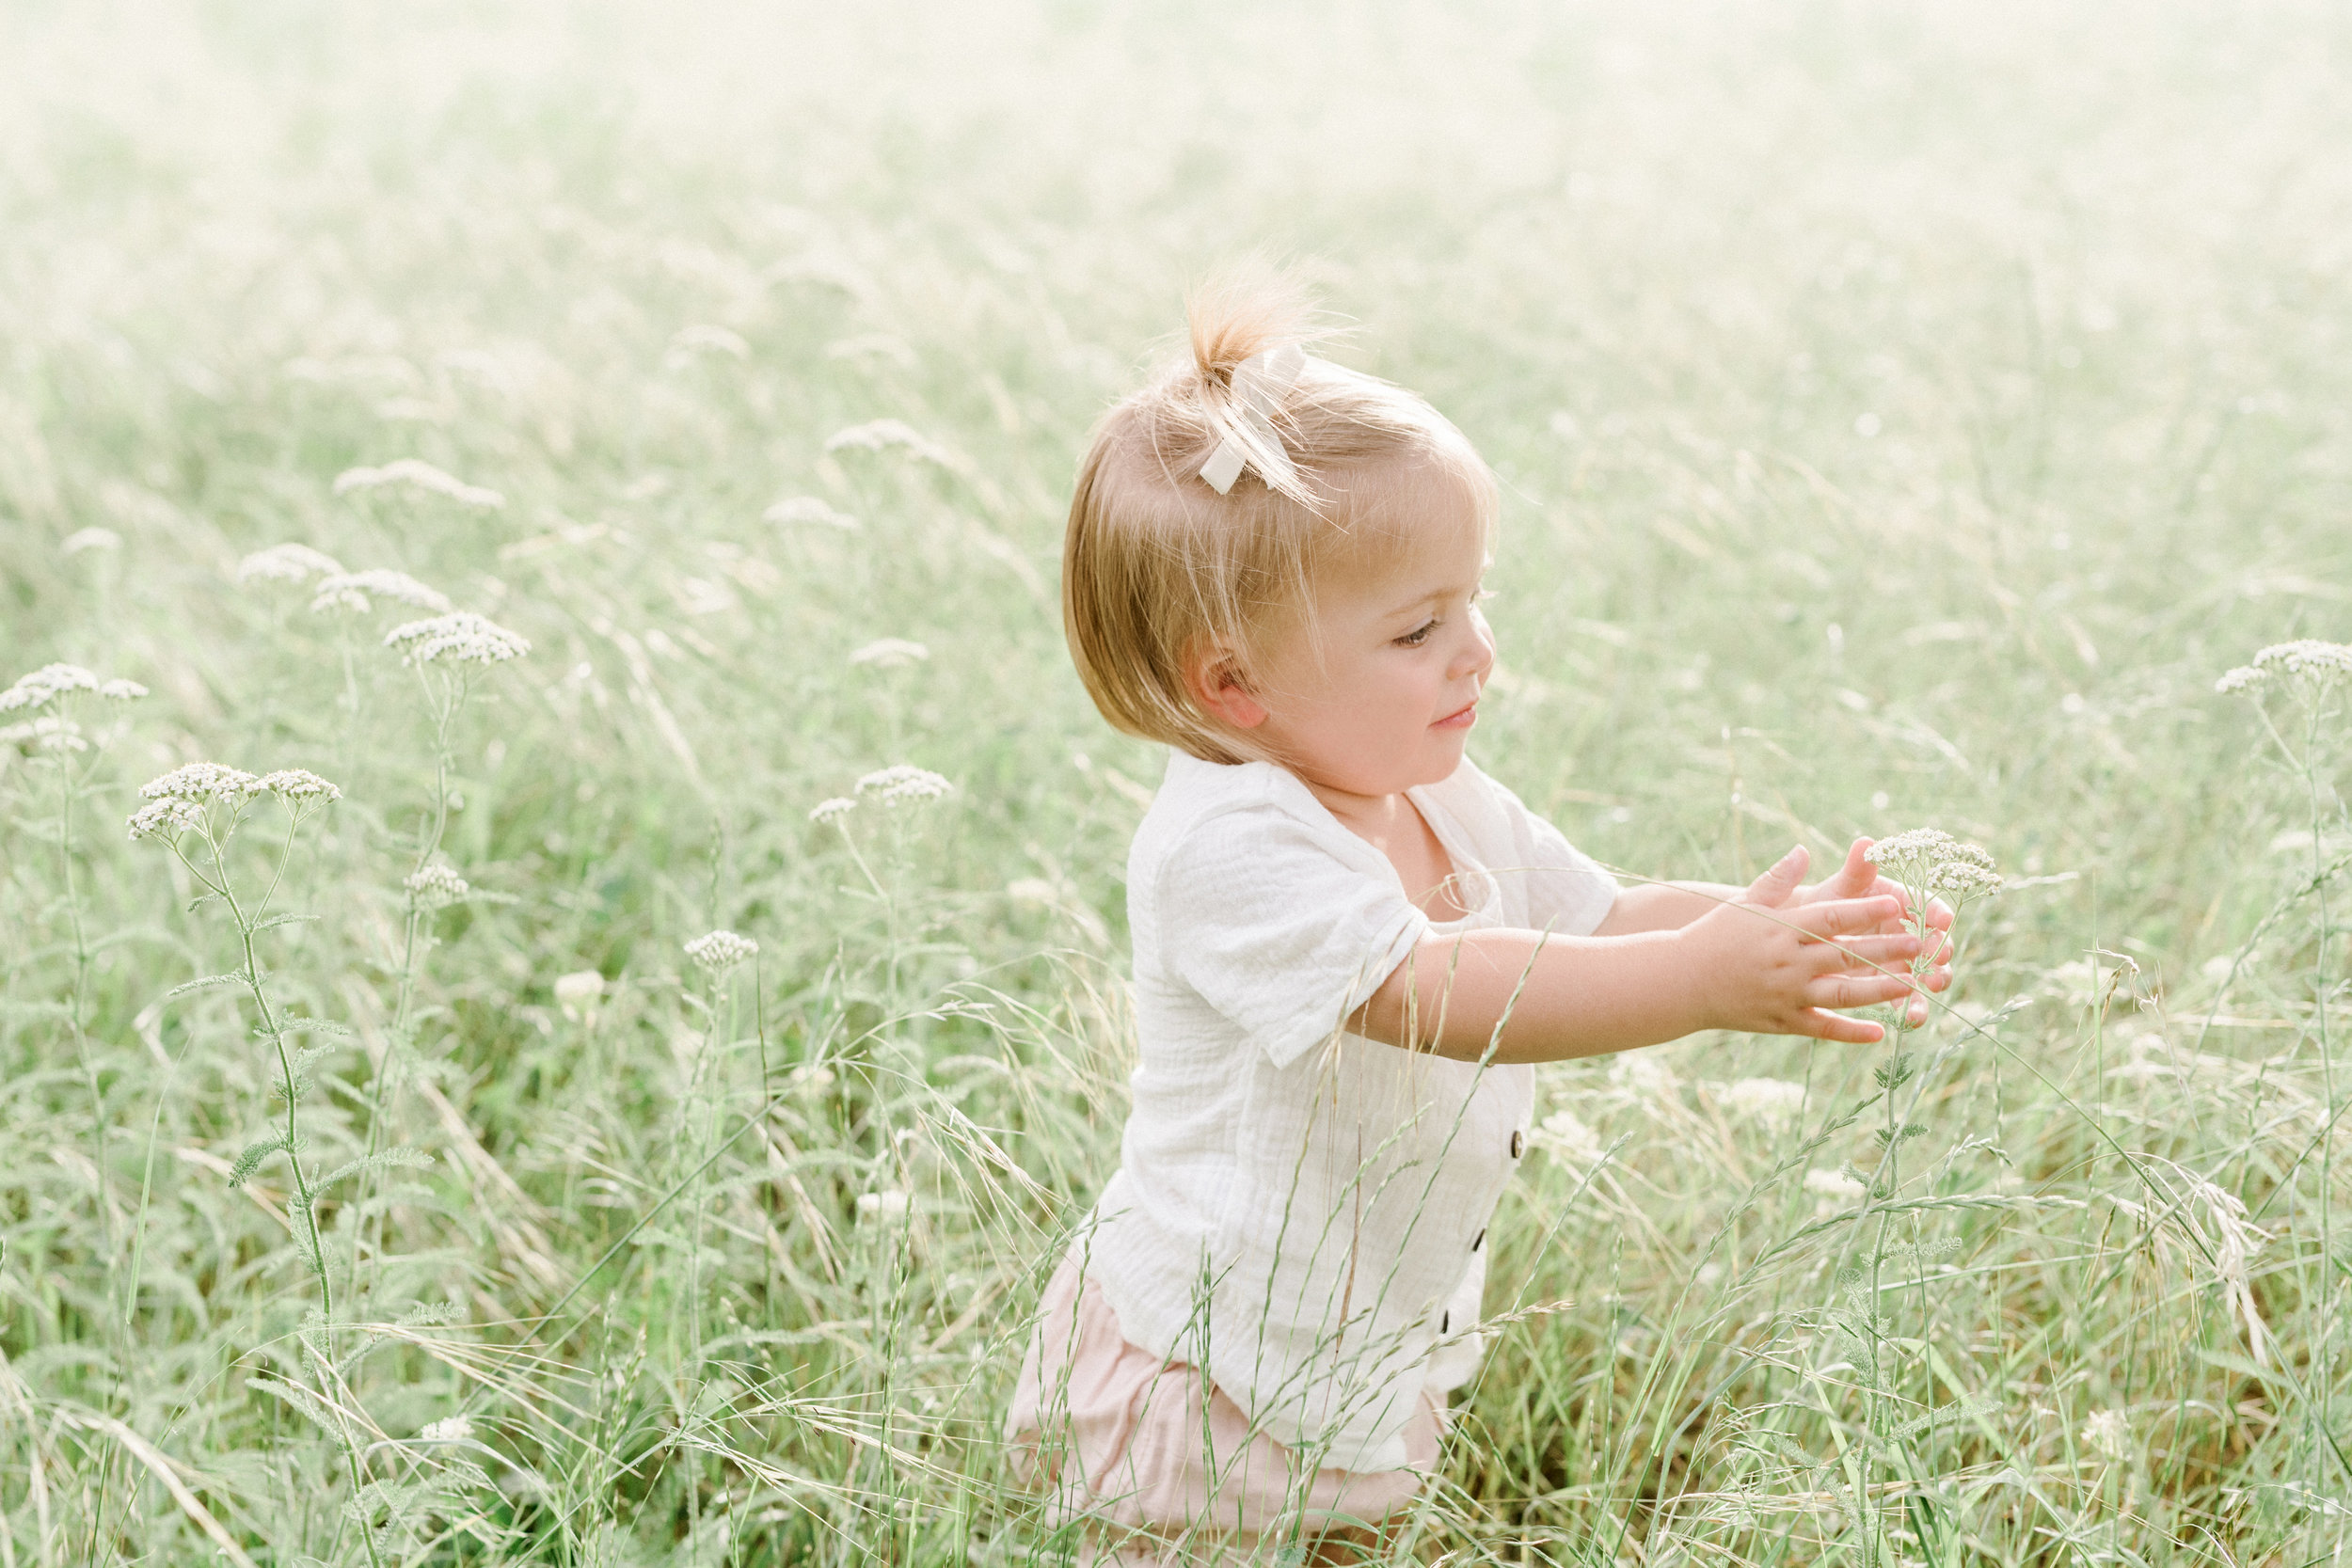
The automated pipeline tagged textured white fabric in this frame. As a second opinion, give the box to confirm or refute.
[1080,750,1618,1471]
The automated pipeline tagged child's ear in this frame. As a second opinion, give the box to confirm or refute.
[1185,644,1268,730]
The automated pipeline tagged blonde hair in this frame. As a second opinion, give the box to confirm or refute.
[1062,278,1498,765]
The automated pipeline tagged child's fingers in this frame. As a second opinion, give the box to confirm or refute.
[1808,972,1919,1010]
[1786,895,1902,940]
[1791,1007,1887,1045]
[1808,933,1924,973]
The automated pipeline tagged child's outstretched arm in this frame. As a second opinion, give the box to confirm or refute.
[1353,846,1947,1065]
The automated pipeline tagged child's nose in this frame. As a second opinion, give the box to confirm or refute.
[1453,618,1496,680]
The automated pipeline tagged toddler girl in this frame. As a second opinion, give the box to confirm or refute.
[1006,282,1948,1565]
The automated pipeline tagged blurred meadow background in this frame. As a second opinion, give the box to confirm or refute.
[4,0,2351,1561]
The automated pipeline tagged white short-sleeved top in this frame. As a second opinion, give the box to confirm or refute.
[1079,750,1618,1472]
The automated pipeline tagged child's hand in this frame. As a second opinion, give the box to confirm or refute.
[1790,837,1956,944]
[1683,846,1945,1043]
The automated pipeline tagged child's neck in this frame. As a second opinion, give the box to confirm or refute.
[1299,779,1470,921]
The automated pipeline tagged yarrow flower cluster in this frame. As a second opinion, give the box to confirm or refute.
[259,769,342,804]
[854,764,954,805]
[310,568,453,615]
[405,863,470,909]
[684,929,758,975]
[141,763,264,803]
[1715,1077,1810,1134]
[808,796,859,824]
[1866,828,2003,903]
[236,543,346,583]
[1805,1166,1868,1212]
[384,611,531,666]
[127,797,206,841]
[2081,1408,2130,1462]
[2216,639,2352,694]
[553,970,606,1021]
[127,762,335,841]
[333,458,506,510]
[2,663,141,712]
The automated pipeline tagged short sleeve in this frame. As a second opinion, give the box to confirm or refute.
[1483,774,1619,937]
[1156,807,1432,1069]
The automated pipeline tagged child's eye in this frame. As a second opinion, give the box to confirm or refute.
[1396,620,1438,648]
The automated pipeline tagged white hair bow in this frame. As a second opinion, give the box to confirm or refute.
[1199,342,1306,495]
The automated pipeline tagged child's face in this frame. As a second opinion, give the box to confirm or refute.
[1234,483,1496,800]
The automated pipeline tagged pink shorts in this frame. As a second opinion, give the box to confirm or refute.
[1003,1248,1447,1565]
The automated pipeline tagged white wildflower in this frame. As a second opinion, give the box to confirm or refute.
[1533,1109,1602,1164]
[1867,827,2001,903]
[856,1189,911,1221]
[127,797,206,841]
[1609,1052,1682,1101]
[808,796,859,824]
[2216,639,2352,694]
[17,716,87,752]
[237,543,346,583]
[553,970,605,1022]
[854,764,953,805]
[849,638,930,669]
[259,769,342,804]
[684,929,758,975]
[823,419,956,467]
[764,496,860,531]
[310,569,453,615]
[1719,1077,1810,1134]
[1,663,101,712]
[141,763,262,802]
[99,678,147,701]
[418,1417,474,1444]
[2081,1408,2130,1462]
[1930,859,2005,900]
[405,863,469,909]
[61,527,120,555]
[384,611,531,666]
[333,458,505,510]
[1805,1167,1867,1213]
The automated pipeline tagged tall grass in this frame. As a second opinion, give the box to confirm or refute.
[2,0,2349,1561]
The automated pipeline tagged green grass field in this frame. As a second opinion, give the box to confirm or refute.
[4,1,2350,1561]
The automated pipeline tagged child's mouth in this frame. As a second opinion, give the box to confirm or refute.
[1434,700,1478,731]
